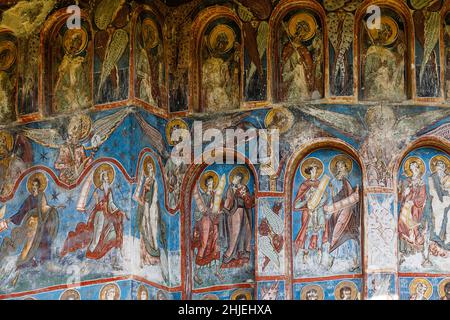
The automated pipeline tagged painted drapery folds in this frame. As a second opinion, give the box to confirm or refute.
[200,18,242,112]
[0,31,18,123]
[360,8,408,101]
[274,8,324,102]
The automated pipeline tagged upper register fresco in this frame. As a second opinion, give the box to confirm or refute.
[0,0,449,301]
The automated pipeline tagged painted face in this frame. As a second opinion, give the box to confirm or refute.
[410,162,420,177]
[445,283,450,297]
[232,175,242,186]
[306,289,318,300]
[68,120,81,142]
[32,181,40,195]
[295,21,310,40]
[101,170,110,184]
[309,166,317,179]
[416,283,427,296]
[206,177,214,191]
[342,288,352,300]
[106,288,116,300]
[263,288,278,300]
[436,161,446,174]
[336,161,348,179]
[140,291,148,300]
[147,164,154,179]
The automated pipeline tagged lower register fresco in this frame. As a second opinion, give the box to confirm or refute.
[0,104,449,300]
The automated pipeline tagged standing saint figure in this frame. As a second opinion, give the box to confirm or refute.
[293,158,329,265]
[0,173,60,284]
[280,13,320,102]
[428,155,450,254]
[61,164,124,265]
[133,156,166,266]
[53,28,91,112]
[326,155,361,272]
[201,24,240,112]
[363,16,406,101]
[398,158,427,265]
[220,167,254,268]
[192,171,223,285]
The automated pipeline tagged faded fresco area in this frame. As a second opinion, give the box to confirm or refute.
[0,0,449,300]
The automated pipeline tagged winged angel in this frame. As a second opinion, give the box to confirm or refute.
[299,105,450,187]
[22,109,131,185]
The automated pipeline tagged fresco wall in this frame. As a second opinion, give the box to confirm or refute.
[0,0,449,300]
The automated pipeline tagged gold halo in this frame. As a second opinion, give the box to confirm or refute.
[0,130,14,152]
[330,154,353,177]
[403,157,426,178]
[438,278,450,298]
[334,281,359,300]
[231,288,252,300]
[201,294,219,300]
[0,40,17,71]
[301,284,324,300]
[63,27,88,55]
[68,114,92,141]
[300,157,324,179]
[137,284,149,300]
[368,16,399,46]
[141,18,159,50]
[199,170,219,193]
[409,278,432,300]
[264,107,294,134]
[27,172,48,194]
[287,12,317,42]
[430,155,450,174]
[229,166,250,186]
[93,163,116,189]
[166,118,188,146]
[143,156,156,177]
[60,289,81,300]
[207,24,236,53]
[99,283,121,300]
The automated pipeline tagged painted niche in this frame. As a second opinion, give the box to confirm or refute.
[200,18,242,112]
[398,147,450,274]
[291,149,362,279]
[189,164,255,293]
[273,8,324,102]
[360,8,408,101]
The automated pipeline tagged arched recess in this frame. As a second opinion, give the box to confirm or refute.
[284,139,365,300]
[131,5,168,111]
[41,8,94,115]
[393,136,450,278]
[190,6,243,113]
[269,0,328,103]
[0,28,18,124]
[180,149,259,299]
[355,0,414,101]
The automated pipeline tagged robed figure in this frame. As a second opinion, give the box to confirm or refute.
[220,169,254,268]
[293,159,329,265]
[0,173,59,279]
[192,171,224,284]
[61,164,124,263]
[134,157,166,266]
[398,158,427,263]
[325,156,360,271]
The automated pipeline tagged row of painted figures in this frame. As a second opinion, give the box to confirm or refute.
[3,3,450,119]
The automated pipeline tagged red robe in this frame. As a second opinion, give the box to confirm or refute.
[60,190,124,260]
[293,179,329,255]
[398,178,427,245]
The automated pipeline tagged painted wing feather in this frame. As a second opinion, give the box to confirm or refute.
[134,113,168,158]
[86,108,131,149]
[22,128,64,149]
[394,109,450,142]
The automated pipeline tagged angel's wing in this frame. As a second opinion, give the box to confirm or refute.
[197,112,251,133]
[299,105,364,139]
[134,113,168,159]
[394,108,450,143]
[22,127,64,149]
[421,122,450,140]
[86,108,131,150]
[259,236,280,267]
[262,203,284,235]
[420,12,440,83]
[97,29,129,95]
